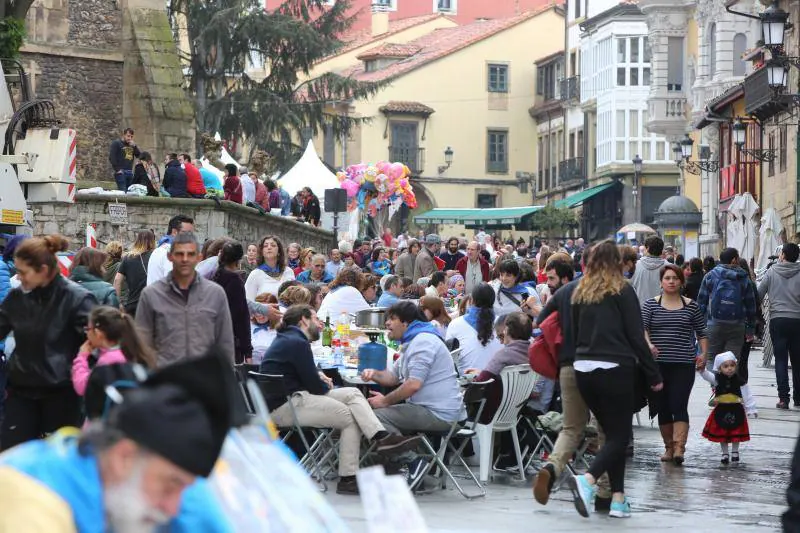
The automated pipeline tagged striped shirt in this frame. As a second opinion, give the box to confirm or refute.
[641,297,707,364]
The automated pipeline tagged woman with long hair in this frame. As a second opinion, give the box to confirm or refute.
[71,305,156,396]
[242,243,259,277]
[642,264,707,465]
[537,246,552,284]
[294,247,315,277]
[245,235,296,300]
[115,229,155,316]
[683,257,704,301]
[102,241,123,286]
[359,273,378,304]
[445,283,502,374]
[279,285,313,308]
[569,240,662,519]
[0,235,95,450]
[132,151,160,196]
[419,295,451,337]
[286,242,302,272]
[70,247,120,307]
[317,267,371,320]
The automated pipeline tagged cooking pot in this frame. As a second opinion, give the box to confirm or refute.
[355,308,387,329]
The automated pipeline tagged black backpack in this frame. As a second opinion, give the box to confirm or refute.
[84,362,148,420]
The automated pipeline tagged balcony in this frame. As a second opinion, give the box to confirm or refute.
[558,157,585,187]
[389,146,425,175]
[744,67,789,122]
[559,76,580,102]
[646,94,688,138]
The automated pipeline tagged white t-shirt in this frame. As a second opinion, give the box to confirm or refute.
[250,324,277,365]
[317,286,371,321]
[445,315,503,375]
[146,243,172,285]
[244,267,295,300]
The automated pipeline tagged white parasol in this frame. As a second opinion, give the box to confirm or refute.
[757,207,785,270]
[739,192,759,263]
[726,194,745,256]
[618,223,656,234]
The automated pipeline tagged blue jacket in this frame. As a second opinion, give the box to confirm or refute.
[279,189,291,216]
[259,326,327,410]
[0,430,232,533]
[296,270,334,284]
[697,264,756,333]
[0,260,13,353]
[163,160,188,198]
[376,291,399,308]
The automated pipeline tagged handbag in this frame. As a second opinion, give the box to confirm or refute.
[528,312,560,380]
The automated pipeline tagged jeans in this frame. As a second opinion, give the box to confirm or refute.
[0,386,83,451]
[706,321,746,366]
[656,362,696,425]
[575,365,635,494]
[114,169,134,191]
[771,318,800,404]
[269,388,384,476]
[546,365,610,497]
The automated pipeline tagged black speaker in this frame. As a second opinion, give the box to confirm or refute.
[324,188,348,213]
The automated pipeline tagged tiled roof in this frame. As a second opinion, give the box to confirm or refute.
[343,7,557,83]
[379,101,435,115]
[356,43,422,61]
[331,14,449,58]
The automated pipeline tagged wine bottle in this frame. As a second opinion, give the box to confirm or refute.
[322,316,332,347]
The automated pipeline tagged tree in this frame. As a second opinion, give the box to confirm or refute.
[528,205,577,238]
[168,0,385,171]
[0,1,35,59]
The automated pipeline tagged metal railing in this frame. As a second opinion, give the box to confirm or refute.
[389,146,425,175]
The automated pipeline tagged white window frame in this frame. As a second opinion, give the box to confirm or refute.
[373,0,398,11]
[434,0,457,13]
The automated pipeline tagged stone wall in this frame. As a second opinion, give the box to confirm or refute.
[30,195,334,253]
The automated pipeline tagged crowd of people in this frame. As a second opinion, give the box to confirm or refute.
[109,128,323,226]
[0,211,798,529]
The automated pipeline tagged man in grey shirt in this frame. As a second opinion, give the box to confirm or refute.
[136,232,235,366]
[362,302,464,434]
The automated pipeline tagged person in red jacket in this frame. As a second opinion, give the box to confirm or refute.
[456,241,490,293]
[251,171,270,211]
[179,154,207,198]
[223,163,243,203]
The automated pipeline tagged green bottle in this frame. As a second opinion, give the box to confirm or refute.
[322,316,333,347]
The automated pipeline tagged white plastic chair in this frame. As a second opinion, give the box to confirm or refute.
[475,364,538,483]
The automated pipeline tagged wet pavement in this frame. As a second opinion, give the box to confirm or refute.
[326,349,798,532]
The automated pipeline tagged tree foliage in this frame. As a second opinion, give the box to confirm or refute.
[0,1,34,59]
[528,205,578,238]
[168,0,385,171]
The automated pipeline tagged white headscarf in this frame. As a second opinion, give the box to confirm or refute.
[713,351,737,372]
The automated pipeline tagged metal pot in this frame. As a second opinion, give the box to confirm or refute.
[355,308,387,329]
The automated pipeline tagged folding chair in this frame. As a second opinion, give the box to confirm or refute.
[406,379,494,499]
[521,410,593,476]
[247,371,338,492]
[474,364,538,483]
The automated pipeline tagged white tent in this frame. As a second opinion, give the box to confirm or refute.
[213,133,242,169]
[726,194,745,256]
[757,207,785,270]
[198,158,225,179]
[277,140,340,198]
[739,192,759,264]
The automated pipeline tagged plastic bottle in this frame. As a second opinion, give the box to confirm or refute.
[339,311,351,338]
[332,331,344,368]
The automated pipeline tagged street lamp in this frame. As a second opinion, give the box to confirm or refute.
[732,118,747,149]
[438,146,454,174]
[761,0,789,49]
[680,134,694,160]
[766,58,789,89]
[632,154,642,216]
[674,134,719,177]
[672,142,683,165]
[732,117,778,162]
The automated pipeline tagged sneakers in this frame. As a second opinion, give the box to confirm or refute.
[406,457,428,487]
[533,463,555,505]
[609,498,632,518]
[567,474,596,518]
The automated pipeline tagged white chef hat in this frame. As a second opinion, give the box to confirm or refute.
[713,351,737,372]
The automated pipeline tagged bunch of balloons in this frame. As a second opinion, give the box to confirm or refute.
[336,161,418,217]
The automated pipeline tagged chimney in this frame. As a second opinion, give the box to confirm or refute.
[372,4,390,36]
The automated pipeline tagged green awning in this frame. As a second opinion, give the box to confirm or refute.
[554,181,619,209]
[413,205,544,226]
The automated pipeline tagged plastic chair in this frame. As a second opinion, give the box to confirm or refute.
[475,364,538,483]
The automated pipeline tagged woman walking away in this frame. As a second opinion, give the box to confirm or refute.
[569,240,662,519]
[114,230,155,317]
[0,235,95,450]
[642,264,707,465]
[71,306,155,402]
[699,352,750,464]
[214,242,252,364]
[446,283,503,375]
[70,248,120,308]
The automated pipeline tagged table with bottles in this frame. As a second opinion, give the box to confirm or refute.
[314,312,398,386]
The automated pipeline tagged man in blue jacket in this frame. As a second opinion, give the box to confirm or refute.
[163,153,188,198]
[697,247,756,366]
[0,354,237,532]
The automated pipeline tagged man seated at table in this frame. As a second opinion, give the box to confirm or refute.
[259,304,419,495]
[362,301,465,436]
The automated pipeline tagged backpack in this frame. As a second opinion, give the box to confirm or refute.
[84,362,147,420]
[709,273,745,321]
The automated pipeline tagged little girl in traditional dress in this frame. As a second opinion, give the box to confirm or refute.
[699,352,750,464]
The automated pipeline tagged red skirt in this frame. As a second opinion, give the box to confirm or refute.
[702,404,750,443]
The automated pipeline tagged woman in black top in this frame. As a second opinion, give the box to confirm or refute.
[115,230,155,316]
[214,241,252,364]
[568,240,662,519]
[642,264,707,465]
[682,257,704,301]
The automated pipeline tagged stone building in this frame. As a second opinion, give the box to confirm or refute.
[18,0,194,184]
